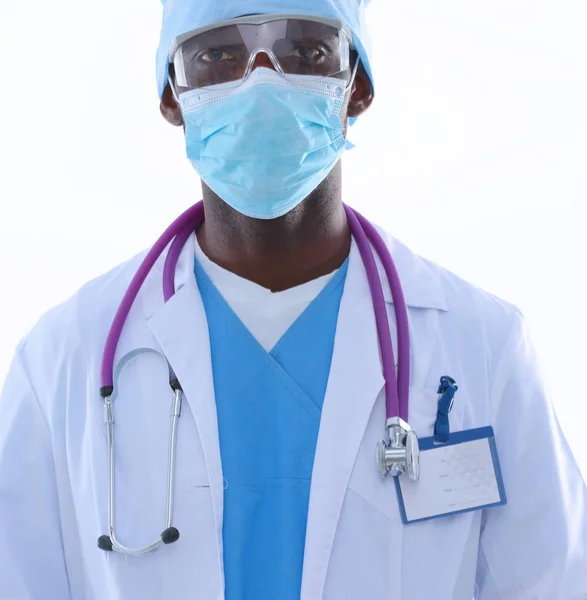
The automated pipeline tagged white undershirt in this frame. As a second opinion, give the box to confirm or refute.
[195,236,337,352]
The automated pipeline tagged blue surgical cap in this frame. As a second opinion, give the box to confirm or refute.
[156,0,376,99]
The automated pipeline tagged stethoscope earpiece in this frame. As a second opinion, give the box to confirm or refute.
[97,528,180,553]
[97,535,113,551]
[161,527,180,544]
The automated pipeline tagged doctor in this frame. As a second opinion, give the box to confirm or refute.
[1,0,586,598]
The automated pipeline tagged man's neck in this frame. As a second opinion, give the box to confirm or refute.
[196,163,350,292]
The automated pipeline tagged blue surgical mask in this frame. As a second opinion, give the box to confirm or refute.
[178,68,348,220]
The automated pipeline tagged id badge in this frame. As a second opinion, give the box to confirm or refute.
[395,426,507,524]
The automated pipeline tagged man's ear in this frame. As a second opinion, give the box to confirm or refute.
[347,63,374,119]
[160,77,184,127]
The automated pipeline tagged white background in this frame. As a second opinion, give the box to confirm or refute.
[0,0,585,475]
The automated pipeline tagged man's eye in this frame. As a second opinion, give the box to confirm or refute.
[198,49,234,63]
[291,46,323,61]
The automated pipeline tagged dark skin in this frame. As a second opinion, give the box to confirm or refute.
[160,51,374,292]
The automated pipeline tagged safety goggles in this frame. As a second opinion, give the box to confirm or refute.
[169,14,354,93]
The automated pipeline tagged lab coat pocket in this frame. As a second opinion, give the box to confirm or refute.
[340,386,478,600]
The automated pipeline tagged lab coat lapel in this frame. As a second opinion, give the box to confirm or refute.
[301,241,387,600]
[144,233,224,565]
[301,230,449,599]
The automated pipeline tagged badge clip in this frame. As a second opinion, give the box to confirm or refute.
[434,376,458,443]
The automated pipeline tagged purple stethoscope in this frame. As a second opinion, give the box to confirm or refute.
[96,201,419,556]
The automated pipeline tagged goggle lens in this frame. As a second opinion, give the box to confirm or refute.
[172,19,351,91]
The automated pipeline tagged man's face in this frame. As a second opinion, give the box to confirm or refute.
[160,20,373,127]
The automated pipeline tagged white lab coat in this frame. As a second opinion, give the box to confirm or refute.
[0,228,585,600]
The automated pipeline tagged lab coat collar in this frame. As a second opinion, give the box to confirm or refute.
[373,227,449,312]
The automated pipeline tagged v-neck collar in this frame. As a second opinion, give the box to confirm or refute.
[194,255,349,360]
[195,234,339,308]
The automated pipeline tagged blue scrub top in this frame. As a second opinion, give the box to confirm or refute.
[195,258,348,600]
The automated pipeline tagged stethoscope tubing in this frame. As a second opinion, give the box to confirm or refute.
[97,201,411,556]
[161,204,410,422]
[102,200,410,421]
[352,209,411,423]
[100,202,204,394]
[344,207,402,422]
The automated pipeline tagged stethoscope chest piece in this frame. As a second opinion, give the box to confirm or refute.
[377,417,420,481]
